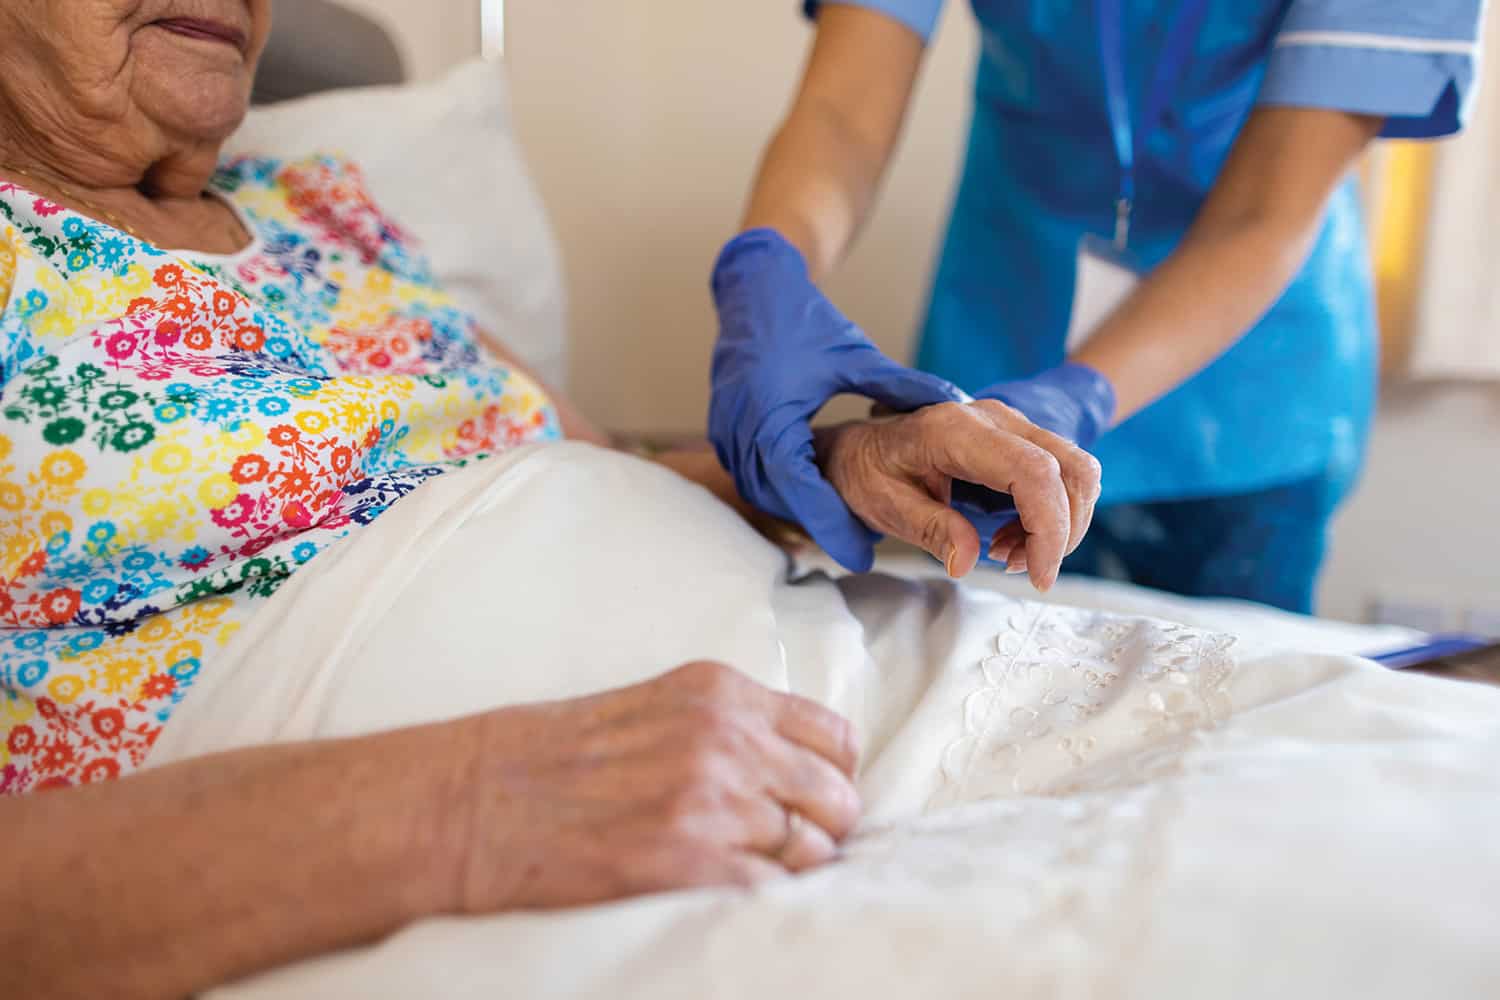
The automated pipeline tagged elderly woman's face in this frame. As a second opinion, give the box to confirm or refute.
[0,0,271,166]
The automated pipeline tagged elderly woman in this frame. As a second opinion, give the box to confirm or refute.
[0,2,1102,996]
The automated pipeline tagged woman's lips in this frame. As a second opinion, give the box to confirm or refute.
[153,17,248,51]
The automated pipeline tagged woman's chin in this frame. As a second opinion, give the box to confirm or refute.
[137,83,251,148]
[130,45,255,144]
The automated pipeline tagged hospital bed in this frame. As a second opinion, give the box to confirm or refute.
[209,7,1500,997]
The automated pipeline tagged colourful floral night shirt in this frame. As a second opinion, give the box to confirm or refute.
[0,156,560,793]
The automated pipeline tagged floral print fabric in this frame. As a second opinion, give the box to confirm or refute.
[0,155,559,793]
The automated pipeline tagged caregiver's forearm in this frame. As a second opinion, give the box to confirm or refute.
[741,5,924,280]
[0,724,467,999]
[1073,106,1384,421]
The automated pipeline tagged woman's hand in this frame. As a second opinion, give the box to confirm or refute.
[815,401,1102,590]
[451,661,861,912]
[3,662,858,998]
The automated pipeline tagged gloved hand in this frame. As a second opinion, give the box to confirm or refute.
[709,228,965,572]
[952,363,1117,563]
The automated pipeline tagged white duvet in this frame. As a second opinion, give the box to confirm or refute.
[147,443,1500,999]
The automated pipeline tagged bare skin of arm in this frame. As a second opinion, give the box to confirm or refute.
[741,5,926,280]
[1072,106,1385,421]
[1,664,861,1000]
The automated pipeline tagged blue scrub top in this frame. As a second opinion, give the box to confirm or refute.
[804,0,1486,504]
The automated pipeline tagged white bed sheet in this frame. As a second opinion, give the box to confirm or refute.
[148,444,1497,999]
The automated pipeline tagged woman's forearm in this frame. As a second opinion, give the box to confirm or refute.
[2,723,471,1000]
[741,6,925,280]
[1071,215,1319,420]
[1072,106,1384,421]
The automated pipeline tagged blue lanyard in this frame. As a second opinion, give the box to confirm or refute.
[1097,0,1213,250]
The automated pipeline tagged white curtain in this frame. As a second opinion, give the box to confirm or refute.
[1412,15,1500,379]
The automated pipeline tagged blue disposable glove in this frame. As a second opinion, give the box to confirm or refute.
[952,363,1118,546]
[710,229,965,572]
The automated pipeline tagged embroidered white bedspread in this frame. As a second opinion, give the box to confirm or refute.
[152,444,1500,999]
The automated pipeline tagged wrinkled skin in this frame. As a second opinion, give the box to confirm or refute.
[817,400,1103,590]
[455,662,862,911]
[0,0,270,250]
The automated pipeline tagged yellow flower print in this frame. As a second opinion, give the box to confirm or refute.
[47,675,85,704]
[39,511,72,538]
[138,499,182,539]
[219,420,266,452]
[0,481,22,511]
[0,434,11,462]
[81,488,112,517]
[137,616,174,644]
[197,473,239,509]
[102,657,145,696]
[165,640,203,668]
[189,597,234,622]
[295,410,330,435]
[39,450,87,487]
[149,443,194,477]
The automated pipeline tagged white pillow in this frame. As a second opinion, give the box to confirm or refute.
[226,58,569,388]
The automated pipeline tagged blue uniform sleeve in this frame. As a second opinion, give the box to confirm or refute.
[802,0,947,43]
[1258,1,1488,138]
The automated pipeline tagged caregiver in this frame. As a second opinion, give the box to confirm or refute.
[709,0,1485,612]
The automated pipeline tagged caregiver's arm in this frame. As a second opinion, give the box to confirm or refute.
[1,664,858,1000]
[742,4,925,278]
[1071,107,1385,421]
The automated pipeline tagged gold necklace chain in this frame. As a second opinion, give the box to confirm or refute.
[1,163,145,240]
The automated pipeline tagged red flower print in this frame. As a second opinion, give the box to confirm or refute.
[213,290,238,316]
[138,367,172,382]
[231,454,270,484]
[209,494,254,529]
[233,325,266,352]
[281,501,313,528]
[275,468,314,498]
[18,550,47,577]
[35,698,59,721]
[238,536,274,558]
[154,320,182,347]
[0,763,24,796]
[184,325,213,351]
[127,296,155,316]
[362,426,380,449]
[35,739,76,775]
[81,758,121,784]
[6,724,35,756]
[165,295,196,320]
[154,263,184,289]
[91,707,125,740]
[140,674,178,700]
[329,446,354,475]
[32,198,62,217]
[40,588,82,625]
[106,331,139,360]
[268,424,301,447]
[368,351,392,369]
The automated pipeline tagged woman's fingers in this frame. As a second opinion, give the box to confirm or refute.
[776,813,841,872]
[988,406,1103,557]
[761,735,862,845]
[920,408,1072,590]
[770,691,861,778]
